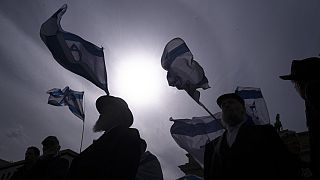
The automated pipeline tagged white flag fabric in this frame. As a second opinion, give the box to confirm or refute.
[170,87,270,166]
[47,86,85,121]
[170,113,224,167]
[40,4,109,94]
[161,38,209,103]
[235,86,270,125]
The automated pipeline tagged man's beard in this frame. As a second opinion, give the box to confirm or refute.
[222,113,244,127]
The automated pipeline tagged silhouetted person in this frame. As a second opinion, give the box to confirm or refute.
[10,146,40,180]
[280,57,320,179]
[204,93,301,180]
[67,95,141,180]
[33,136,69,180]
[135,138,163,180]
[274,113,283,132]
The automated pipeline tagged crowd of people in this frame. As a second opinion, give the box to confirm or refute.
[9,57,320,180]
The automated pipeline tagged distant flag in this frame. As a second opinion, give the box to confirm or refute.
[170,113,224,167]
[47,86,84,121]
[235,86,270,125]
[161,38,209,103]
[40,4,109,94]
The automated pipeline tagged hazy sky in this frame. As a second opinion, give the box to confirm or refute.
[1,0,320,179]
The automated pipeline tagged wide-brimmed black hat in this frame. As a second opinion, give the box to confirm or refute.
[96,95,129,114]
[95,95,133,126]
[280,57,320,80]
[217,93,245,108]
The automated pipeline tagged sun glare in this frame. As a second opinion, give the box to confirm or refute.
[114,53,163,106]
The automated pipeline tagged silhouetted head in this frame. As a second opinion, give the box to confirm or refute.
[217,93,246,127]
[41,136,61,157]
[140,138,147,154]
[25,146,40,163]
[276,114,280,121]
[280,57,320,99]
[93,95,133,132]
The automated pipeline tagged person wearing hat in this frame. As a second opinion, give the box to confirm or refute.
[67,95,141,180]
[203,93,301,180]
[33,136,69,180]
[280,57,320,178]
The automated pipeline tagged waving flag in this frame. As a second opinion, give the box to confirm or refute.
[170,113,224,167]
[40,4,109,94]
[47,86,85,121]
[170,87,270,166]
[235,86,270,125]
[161,38,209,103]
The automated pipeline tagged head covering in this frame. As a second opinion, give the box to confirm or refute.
[95,95,133,127]
[280,57,320,80]
[217,93,245,108]
[42,136,59,146]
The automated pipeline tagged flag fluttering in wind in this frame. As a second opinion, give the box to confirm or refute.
[235,86,270,125]
[40,4,109,94]
[170,87,270,166]
[161,38,209,103]
[47,86,85,121]
[170,113,224,167]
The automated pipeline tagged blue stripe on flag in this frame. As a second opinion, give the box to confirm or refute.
[171,120,223,137]
[166,43,190,68]
[63,32,104,57]
[68,105,84,120]
[236,90,263,99]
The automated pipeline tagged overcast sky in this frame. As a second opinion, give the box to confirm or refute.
[1,0,320,179]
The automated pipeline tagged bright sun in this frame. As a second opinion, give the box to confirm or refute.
[114,53,163,106]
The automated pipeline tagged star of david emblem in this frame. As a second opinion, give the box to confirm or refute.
[70,44,82,62]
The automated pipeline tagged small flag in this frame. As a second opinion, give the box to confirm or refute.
[40,4,109,94]
[235,86,270,125]
[170,113,224,167]
[161,38,209,103]
[47,86,85,121]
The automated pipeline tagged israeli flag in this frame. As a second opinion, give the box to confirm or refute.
[40,4,109,94]
[47,86,85,121]
[161,38,209,103]
[235,86,270,125]
[170,113,224,167]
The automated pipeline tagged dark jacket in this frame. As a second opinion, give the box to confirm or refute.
[135,151,163,180]
[10,165,36,180]
[204,123,301,180]
[33,155,69,180]
[67,126,141,180]
[305,81,320,178]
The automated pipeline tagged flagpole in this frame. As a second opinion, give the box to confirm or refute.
[80,120,84,153]
[197,101,224,129]
[198,101,217,120]
[79,91,85,153]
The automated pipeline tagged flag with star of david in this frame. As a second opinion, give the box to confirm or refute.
[40,4,109,94]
